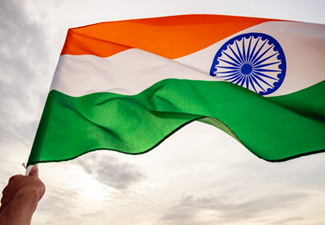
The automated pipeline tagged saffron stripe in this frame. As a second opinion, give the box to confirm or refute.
[61,15,272,58]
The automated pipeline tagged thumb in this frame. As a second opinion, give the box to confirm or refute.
[27,166,39,177]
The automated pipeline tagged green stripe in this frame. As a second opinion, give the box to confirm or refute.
[28,80,325,165]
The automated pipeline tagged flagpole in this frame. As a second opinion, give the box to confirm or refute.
[25,164,37,176]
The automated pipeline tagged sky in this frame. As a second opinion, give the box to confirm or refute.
[0,0,324,224]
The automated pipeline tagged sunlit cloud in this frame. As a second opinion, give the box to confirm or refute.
[75,153,146,190]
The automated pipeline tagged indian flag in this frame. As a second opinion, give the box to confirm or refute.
[27,15,325,166]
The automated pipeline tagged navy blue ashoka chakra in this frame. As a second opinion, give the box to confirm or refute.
[210,33,286,95]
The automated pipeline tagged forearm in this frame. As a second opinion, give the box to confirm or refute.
[0,189,40,225]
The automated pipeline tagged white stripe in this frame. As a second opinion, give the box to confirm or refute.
[51,50,220,96]
[51,21,325,97]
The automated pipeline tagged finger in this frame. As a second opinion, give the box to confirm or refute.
[8,174,23,183]
[28,166,39,177]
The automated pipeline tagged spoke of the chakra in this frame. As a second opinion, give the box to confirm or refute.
[248,76,258,93]
[219,72,241,78]
[245,76,250,89]
[216,65,239,70]
[252,73,274,87]
[239,75,245,87]
[240,76,246,87]
[255,61,281,69]
[232,76,241,84]
[251,45,274,65]
[219,72,241,79]
[248,37,261,63]
[246,37,253,63]
[253,71,279,81]
[215,69,239,75]
[218,72,240,80]
[234,75,245,85]
[219,58,241,67]
[228,44,244,64]
[226,73,241,83]
[242,37,247,62]
[253,52,279,67]
[255,68,281,73]
[235,40,245,63]
[221,51,242,66]
[239,77,244,86]
[250,74,266,92]
[216,72,242,78]
[250,39,267,64]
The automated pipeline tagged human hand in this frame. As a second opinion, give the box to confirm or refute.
[0,166,45,225]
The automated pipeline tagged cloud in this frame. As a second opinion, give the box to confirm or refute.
[76,153,146,190]
[268,217,305,225]
[32,187,83,225]
[159,192,308,225]
[0,0,52,147]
